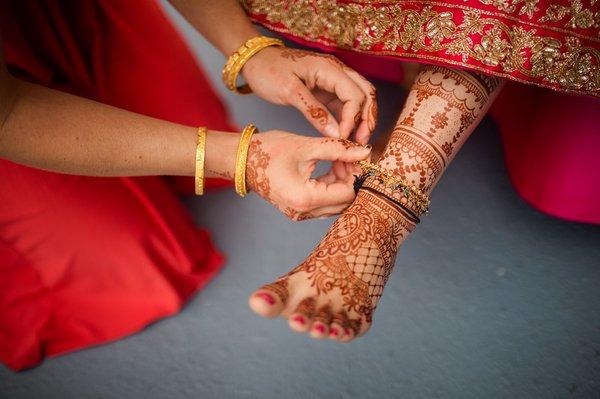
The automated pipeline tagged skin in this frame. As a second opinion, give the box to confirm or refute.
[0,0,376,220]
[0,70,370,219]
[169,0,376,143]
[249,65,504,341]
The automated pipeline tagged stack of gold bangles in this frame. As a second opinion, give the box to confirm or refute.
[196,37,278,196]
[354,160,430,222]
[194,124,258,197]
[222,36,285,94]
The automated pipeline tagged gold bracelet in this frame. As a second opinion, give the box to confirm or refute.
[234,124,258,197]
[195,127,207,195]
[222,36,284,94]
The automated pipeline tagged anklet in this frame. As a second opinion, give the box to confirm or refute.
[358,186,421,224]
[355,161,430,216]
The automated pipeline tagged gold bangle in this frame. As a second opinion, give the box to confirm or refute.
[195,127,207,195]
[222,36,284,95]
[234,124,258,197]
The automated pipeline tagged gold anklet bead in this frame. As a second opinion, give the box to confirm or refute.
[361,176,428,216]
[234,124,258,197]
[222,36,285,94]
[357,161,430,215]
[195,127,207,196]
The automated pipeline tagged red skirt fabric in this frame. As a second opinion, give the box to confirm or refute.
[0,0,235,370]
[243,0,600,224]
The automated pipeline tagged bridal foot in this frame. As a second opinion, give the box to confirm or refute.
[248,189,416,341]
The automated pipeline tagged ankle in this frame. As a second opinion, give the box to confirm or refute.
[352,189,417,237]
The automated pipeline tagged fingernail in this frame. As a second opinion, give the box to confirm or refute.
[257,292,275,305]
[292,315,306,325]
[325,124,339,137]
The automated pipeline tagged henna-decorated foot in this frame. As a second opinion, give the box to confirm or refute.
[248,189,416,341]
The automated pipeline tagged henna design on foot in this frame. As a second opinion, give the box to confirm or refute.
[249,65,502,341]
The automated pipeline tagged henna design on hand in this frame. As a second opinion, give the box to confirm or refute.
[208,169,233,179]
[368,89,378,132]
[246,138,272,201]
[280,48,346,69]
[298,92,329,126]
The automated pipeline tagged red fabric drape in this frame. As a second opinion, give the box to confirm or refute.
[0,0,235,370]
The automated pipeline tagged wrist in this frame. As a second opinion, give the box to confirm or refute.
[240,45,278,82]
[204,129,239,179]
[221,28,261,57]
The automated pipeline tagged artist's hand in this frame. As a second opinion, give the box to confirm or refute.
[242,47,377,145]
[246,131,370,220]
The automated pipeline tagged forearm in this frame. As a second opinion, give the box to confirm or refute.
[169,0,259,56]
[0,79,238,177]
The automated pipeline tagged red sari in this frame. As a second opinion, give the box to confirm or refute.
[0,1,235,370]
[243,0,600,224]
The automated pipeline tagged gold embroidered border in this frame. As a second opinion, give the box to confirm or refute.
[242,0,600,97]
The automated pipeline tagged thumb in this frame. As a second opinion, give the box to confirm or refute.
[306,138,371,163]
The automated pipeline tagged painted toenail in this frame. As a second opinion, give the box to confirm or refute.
[256,292,275,305]
[344,329,352,336]
[330,328,339,337]
[292,316,305,325]
[314,324,325,334]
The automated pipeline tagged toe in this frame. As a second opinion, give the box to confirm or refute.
[310,304,333,339]
[288,297,316,333]
[328,323,343,340]
[329,311,349,341]
[248,280,289,318]
[288,314,311,333]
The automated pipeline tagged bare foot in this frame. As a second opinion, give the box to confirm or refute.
[248,188,416,341]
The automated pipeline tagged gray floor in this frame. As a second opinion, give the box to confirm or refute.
[1,4,599,399]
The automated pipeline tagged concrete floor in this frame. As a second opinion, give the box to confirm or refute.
[1,3,599,399]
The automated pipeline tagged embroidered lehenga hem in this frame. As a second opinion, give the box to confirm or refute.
[242,0,600,98]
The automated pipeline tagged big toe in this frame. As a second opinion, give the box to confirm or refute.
[248,280,289,318]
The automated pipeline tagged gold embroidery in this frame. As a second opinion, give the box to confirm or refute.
[540,0,599,31]
[242,0,600,96]
[478,0,540,19]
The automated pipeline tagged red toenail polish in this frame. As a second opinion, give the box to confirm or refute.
[315,324,325,334]
[345,329,351,336]
[257,292,275,305]
[330,328,339,337]
[292,316,305,325]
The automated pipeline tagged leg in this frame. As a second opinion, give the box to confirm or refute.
[249,65,503,340]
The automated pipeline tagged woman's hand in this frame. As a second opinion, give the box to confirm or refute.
[245,131,371,220]
[241,47,377,145]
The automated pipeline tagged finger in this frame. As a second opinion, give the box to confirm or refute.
[290,83,339,137]
[306,202,350,219]
[311,63,366,138]
[306,180,356,209]
[306,137,371,163]
[343,69,378,144]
